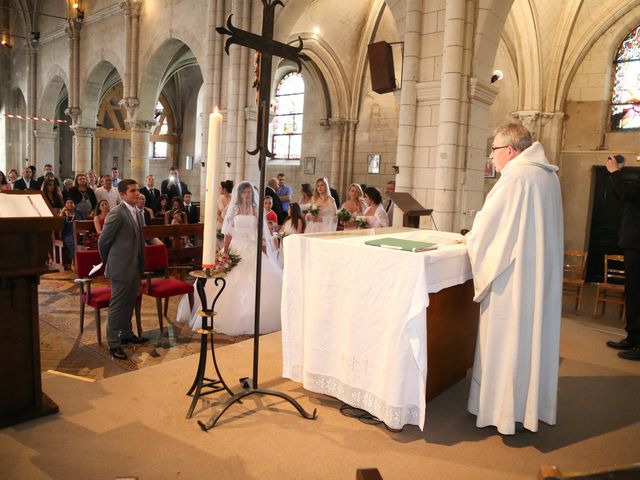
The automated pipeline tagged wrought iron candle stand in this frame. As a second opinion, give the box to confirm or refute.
[185,269,236,419]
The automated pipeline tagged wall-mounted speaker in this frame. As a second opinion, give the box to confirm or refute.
[367,41,396,94]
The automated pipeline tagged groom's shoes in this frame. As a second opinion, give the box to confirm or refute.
[618,346,640,361]
[121,335,149,345]
[606,338,636,350]
[109,346,128,360]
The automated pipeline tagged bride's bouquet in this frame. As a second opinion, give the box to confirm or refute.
[337,208,351,222]
[308,204,320,217]
[210,250,241,275]
[354,216,369,229]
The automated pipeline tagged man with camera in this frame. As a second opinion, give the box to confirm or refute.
[605,154,640,361]
[161,166,189,204]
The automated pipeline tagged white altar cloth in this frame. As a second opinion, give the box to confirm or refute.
[281,229,472,430]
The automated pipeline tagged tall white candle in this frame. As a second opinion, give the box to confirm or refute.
[202,107,222,268]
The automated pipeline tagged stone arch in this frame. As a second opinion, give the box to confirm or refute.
[81,60,123,128]
[39,66,69,131]
[556,2,640,113]
[502,0,542,110]
[472,0,516,82]
[289,35,350,121]
[137,37,204,122]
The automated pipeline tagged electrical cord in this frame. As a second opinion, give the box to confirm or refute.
[339,404,404,433]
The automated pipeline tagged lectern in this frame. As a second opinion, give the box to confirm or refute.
[387,192,433,228]
[0,191,62,428]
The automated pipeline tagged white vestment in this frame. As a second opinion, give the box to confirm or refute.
[465,141,564,435]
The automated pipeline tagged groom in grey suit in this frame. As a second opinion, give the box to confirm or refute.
[98,179,148,359]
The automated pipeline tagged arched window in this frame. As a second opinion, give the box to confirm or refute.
[610,25,640,130]
[272,72,304,160]
[151,97,173,158]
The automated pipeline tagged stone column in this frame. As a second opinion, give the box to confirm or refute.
[65,19,82,117]
[25,43,37,165]
[433,0,468,232]
[93,135,101,174]
[119,0,142,121]
[34,130,59,170]
[395,0,421,195]
[72,127,94,174]
[328,118,345,191]
[540,112,565,166]
[129,119,155,183]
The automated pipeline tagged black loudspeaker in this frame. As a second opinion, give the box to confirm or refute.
[368,41,396,94]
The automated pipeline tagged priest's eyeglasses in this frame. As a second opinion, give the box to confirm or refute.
[490,145,510,152]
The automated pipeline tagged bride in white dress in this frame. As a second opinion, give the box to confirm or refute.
[176,181,283,335]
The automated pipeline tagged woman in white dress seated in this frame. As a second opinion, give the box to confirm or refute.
[176,181,282,335]
[304,177,337,233]
[362,186,389,228]
[339,183,365,230]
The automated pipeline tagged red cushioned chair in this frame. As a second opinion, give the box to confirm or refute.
[143,244,194,333]
[74,249,142,346]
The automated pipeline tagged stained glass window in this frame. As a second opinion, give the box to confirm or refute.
[272,72,304,160]
[610,25,640,130]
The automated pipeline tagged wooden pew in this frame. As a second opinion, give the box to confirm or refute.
[142,223,204,267]
[71,220,204,267]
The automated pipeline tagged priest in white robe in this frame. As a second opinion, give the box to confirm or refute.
[465,123,564,435]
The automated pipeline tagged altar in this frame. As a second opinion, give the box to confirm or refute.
[281,228,479,430]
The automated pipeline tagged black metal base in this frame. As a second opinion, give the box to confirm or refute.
[186,274,235,419]
[197,377,317,431]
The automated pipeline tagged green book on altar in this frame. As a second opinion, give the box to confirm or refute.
[364,237,438,252]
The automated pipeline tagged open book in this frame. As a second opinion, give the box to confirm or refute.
[364,237,438,252]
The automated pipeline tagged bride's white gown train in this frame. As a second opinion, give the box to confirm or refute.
[176,214,282,335]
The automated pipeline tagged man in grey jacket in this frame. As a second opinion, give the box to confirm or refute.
[98,179,148,359]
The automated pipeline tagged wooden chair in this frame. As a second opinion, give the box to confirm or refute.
[539,463,640,479]
[562,249,588,312]
[74,249,142,346]
[593,254,626,320]
[143,243,194,333]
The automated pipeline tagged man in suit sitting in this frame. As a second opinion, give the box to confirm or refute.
[266,177,286,224]
[140,175,160,210]
[13,166,39,190]
[182,191,199,224]
[161,166,189,204]
[98,179,148,360]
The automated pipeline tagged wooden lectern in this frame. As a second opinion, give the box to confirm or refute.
[387,192,433,228]
[0,191,62,428]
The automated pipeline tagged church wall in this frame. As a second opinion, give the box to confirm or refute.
[561,16,640,250]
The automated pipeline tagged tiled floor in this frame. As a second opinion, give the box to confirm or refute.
[37,269,626,382]
[37,270,251,380]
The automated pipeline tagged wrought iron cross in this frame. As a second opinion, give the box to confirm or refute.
[217,0,308,169]
[207,1,315,424]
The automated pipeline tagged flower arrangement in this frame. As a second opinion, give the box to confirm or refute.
[354,216,369,229]
[308,204,320,217]
[337,208,352,222]
[208,250,241,275]
[277,230,290,240]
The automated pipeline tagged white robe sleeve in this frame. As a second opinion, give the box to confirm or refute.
[466,174,526,302]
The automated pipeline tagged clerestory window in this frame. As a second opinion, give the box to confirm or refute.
[271,72,304,160]
[610,25,640,130]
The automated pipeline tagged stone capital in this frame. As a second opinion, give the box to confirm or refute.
[71,126,95,137]
[119,97,140,120]
[65,106,82,126]
[469,77,499,106]
[120,0,142,17]
[127,119,156,132]
[65,19,82,38]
